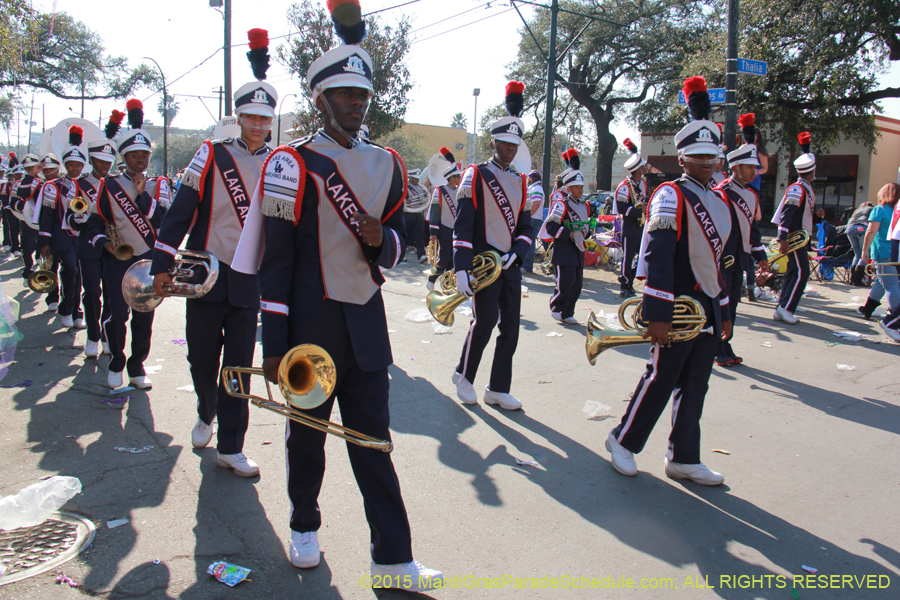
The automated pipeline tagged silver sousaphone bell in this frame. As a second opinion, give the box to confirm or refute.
[122,250,219,312]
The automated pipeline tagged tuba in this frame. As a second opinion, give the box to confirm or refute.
[27,255,57,294]
[122,250,219,312]
[426,251,502,326]
[105,222,134,261]
[404,186,431,213]
[767,230,809,267]
[69,196,88,215]
[585,296,713,365]
[222,344,392,452]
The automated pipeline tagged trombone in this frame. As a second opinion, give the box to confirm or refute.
[585,296,713,365]
[426,250,501,326]
[864,262,900,277]
[69,196,88,216]
[767,230,809,267]
[27,255,57,294]
[222,344,393,452]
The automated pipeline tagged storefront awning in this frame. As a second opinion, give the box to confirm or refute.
[646,155,681,176]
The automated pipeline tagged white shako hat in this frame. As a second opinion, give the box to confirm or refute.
[40,154,61,169]
[359,124,370,139]
[437,147,461,178]
[306,0,373,104]
[61,125,88,166]
[793,131,815,173]
[235,29,278,118]
[490,81,526,145]
[118,99,152,155]
[407,168,422,178]
[21,153,40,168]
[562,168,585,187]
[622,138,646,172]
[726,112,761,167]
[674,76,720,156]
[88,110,124,163]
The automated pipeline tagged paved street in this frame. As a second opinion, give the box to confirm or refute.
[1,253,898,600]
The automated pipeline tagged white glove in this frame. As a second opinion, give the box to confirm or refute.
[73,212,90,225]
[455,270,474,297]
[500,252,517,270]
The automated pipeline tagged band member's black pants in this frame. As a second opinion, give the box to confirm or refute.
[52,241,82,319]
[186,298,256,455]
[20,226,36,277]
[619,235,640,290]
[777,244,809,313]
[612,331,718,465]
[716,267,743,360]
[102,253,154,376]
[456,268,521,394]
[404,212,426,260]
[550,264,583,319]
[79,255,108,343]
[286,337,412,566]
[427,226,453,284]
[3,210,20,252]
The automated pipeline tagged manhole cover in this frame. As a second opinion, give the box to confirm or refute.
[0,511,95,585]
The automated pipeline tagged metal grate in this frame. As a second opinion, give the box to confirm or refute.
[0,512,95,585]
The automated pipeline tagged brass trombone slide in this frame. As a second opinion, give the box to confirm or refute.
[222,344,393,452]
[864,262,900,277]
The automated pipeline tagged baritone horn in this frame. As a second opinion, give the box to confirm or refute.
[767,230,809,267]
[27,255,57,294]
[105,222,134,261]
[585,296,713,365]
[222,345,393,452]
[69,196,88,215]
[122,250,219,312]
[426,251,501,326]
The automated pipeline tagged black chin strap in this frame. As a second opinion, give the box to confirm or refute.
[320,95,367,149]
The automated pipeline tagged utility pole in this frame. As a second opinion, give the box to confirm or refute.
[214,86,224,121]
[81,80,85,118]
[723,0,739,156]
[144,57,168,176]
[541,0,559,198]
[26,95,34,154]
[472,88,480,164]
[224,0,233,116]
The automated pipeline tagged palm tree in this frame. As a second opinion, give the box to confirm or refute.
[157,94,180,126]
[450,112,467,130]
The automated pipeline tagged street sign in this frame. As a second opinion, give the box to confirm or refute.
[737,58,767,76]
[677,88,726,105]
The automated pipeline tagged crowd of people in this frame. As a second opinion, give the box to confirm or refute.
[0,0,898,593]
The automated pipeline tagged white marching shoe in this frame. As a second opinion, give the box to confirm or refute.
[483,386,522,410]
[370,560,444,592]
[562,316,578,324]
[47,302,59,311]
[605,431,637,476]
[289,531,320,568]
[108,370,124,390]
[73,318,86,329]
[101,341,111,355]
[192,418,214,449]
[216,452,260,477]
[59,314,74,328]
[129,375,152,389]
[551,311,563,322]
[451,370,477,405]
[773,306,798,324]
[84,340,100,358]
[664,457,724,486]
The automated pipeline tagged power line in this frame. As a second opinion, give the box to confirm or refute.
[365,0,423,16]
[409,4,486,34]
[412,7,515,45]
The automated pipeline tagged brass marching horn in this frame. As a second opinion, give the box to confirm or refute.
[541,241,554,274]
[27,255,57,294]
[69,196,88,216]
[864,262,900,277]
[426,238,439,276]
[585,296,713,365]
[222,345,393,452]
[105,222,134,261]
[122,250,219,312]
[724,255,734,269]
[767,230,810,267]
[426,251,501,326]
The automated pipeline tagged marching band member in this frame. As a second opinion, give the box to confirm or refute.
[78,113,124,357]
[543,164,588,324]
[28,155,64,308]
[13,153,44,289]
[233,0,442,586]
[151,29,276,477]
[37,127,89,329]
[713,113,768,366]
[606,77,732,486]
[614,138,648,298]
[451,80,533,410]
[771,132,816,324]
[403,168,429,263]
[521,169,545,274]
[426,146,461,290]
[0,159,20,256]
[710,138,727,187]
[88,99,168,390]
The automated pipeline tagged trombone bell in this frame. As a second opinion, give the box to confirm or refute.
[222,344,392,452]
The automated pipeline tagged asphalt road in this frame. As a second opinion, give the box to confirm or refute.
[0,251,898,600]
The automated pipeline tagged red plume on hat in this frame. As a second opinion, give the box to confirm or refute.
[7,152,17,168]
[440,146,456,164]
[738,113,756,145]
[328,0,366,45]
[798,131,811,153]
[682,76,711,121]
[106,110,125,140]
[623,138,638,154]
[561,149,572,168]
[505,81,525,118]
[567,148,580,171]
[247,29,270,81]
[126,98,144,130]
[68,125,83,147]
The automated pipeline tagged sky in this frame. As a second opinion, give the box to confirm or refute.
[11,0,900,152]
